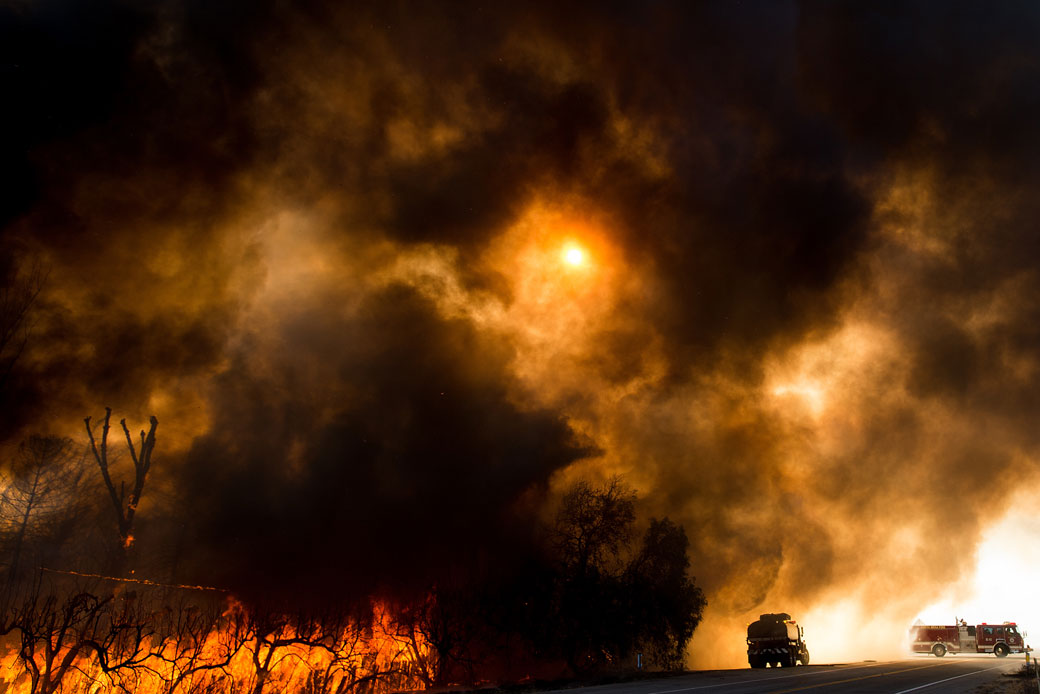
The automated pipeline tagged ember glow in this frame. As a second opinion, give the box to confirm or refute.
[3,0,1040,682]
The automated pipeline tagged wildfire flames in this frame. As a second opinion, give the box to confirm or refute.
[0,587,431,694]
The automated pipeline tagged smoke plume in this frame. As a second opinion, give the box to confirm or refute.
[3,0,1040,667]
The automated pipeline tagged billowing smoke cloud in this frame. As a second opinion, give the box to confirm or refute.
[176,283,593,601]
[3,0,1040,666]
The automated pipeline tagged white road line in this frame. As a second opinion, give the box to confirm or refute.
[647,661,892,693]
[889,663,1009,694]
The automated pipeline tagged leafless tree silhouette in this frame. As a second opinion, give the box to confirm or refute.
[12,578,155,694]
[84,408,158,569]
[138,595,241,694]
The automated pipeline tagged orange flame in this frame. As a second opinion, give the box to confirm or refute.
[0,597,432,694]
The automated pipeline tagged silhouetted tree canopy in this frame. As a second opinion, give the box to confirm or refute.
[626,518,706,669]
[403,477,706,682]
[546,478,705,673]
[552,477,637,578]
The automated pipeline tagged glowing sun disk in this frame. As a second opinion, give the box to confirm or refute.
[563,245,586,267]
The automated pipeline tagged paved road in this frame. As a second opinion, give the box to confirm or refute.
[540,655,1027,694]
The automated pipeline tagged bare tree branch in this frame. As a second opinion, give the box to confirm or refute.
[84,409,159,567]
[85,409,127,540]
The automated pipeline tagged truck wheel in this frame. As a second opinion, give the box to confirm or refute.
[799,649,810,666]
[932,644,946,658]
[995,644,1009,658]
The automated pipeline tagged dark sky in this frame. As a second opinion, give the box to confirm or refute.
[3,0,1040,666]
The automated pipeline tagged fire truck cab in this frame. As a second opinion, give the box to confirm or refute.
[977,624,1025,656]
[910,621,1026,657]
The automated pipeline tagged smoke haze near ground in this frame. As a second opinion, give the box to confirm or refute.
[3,0,1040,668]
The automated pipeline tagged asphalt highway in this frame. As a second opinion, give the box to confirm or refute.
[539,655,1027,694]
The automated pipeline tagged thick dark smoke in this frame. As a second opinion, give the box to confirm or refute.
[3,0,1040,666]
[177,284,592,601]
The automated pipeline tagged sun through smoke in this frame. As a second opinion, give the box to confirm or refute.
[563,244,586,268]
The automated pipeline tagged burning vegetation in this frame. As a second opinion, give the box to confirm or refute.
[0,412,705,692]
[0,579,431,694]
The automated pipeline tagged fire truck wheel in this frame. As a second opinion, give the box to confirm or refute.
[994,644,1009,658]
[799,650,810,666]
[932,644,947,658]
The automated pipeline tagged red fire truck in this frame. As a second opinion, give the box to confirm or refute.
[909,621,1027,657]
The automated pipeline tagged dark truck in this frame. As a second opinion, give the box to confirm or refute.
[747,612,810,668]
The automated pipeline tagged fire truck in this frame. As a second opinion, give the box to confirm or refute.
[909,621,1027,657]
[747,613,810,668]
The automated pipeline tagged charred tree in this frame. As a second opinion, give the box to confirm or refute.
[302,605,415,694]
[232,604,334,694]
[396,586,481,688]
[84,408,158,571]
[225,600,421,694]
[148,595,243,694]
[12,582,155,694]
